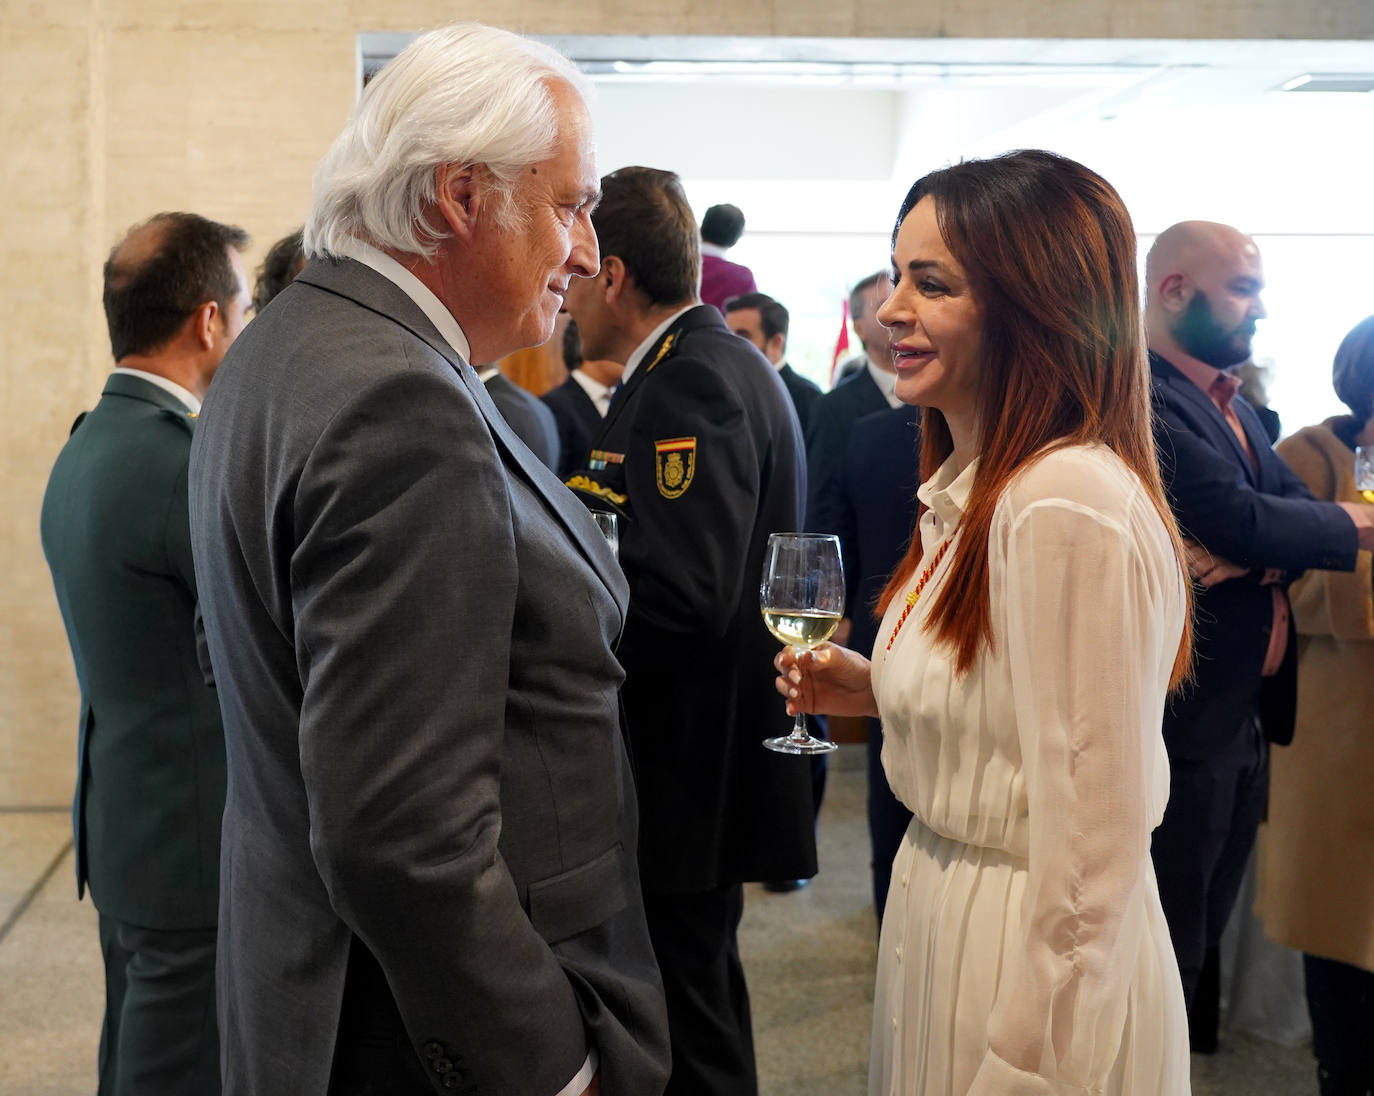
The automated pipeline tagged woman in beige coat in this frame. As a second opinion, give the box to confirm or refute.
[1260,314,1374,1096]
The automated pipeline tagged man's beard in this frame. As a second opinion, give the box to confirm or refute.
[1173,290,1254,369]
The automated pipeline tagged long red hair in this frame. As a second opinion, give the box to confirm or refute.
[877,150,1192,688]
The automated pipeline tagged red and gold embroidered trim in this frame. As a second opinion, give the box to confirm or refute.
[885,539,952,651]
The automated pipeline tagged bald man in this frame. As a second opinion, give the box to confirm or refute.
[41,212,251,1094]
[1144,221,1374,1027]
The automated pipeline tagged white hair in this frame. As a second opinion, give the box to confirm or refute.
[305,23,591,259]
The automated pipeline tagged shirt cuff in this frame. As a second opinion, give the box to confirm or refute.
[551,1047,597,1096]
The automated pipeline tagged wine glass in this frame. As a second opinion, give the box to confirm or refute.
[591,510,619,556]
[1356,446,1374,503]
[760,532,844,755]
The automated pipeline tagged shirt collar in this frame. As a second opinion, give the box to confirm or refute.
[621,305,694,386]
[570,367,614,413]
[700,241,726,259]
[334,239,472,364]
[476,366,499,383]
[111,367,201,413]
[916,452,979,534]
[866,358,902,408]
[1164,350,1232,408]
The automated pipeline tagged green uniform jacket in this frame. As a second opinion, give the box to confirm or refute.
[40,372,226,929]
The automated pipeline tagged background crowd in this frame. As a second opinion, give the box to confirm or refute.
[33,20,1374,1096]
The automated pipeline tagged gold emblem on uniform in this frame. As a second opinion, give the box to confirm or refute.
[654,437,696,499]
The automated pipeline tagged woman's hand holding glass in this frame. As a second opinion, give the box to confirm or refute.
[773,642,879,721]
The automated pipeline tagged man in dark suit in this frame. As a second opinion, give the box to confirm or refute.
[698,203,757,314]
[40,211,251,1095]
[804,271,897,534]
[832,404,921,922]
[723,291,823,435]
[478,366,560,471]
[1144,221,1374,1023]
[563,166,816,1096]
[542,318,624,477]
[188,26,669,1096]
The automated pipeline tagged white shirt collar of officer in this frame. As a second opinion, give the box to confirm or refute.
[620,305,694,387]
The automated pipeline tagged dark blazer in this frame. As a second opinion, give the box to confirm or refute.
[778,362,823,437]
[567,305,817,894]
[40,372,226,929]
[542,371,604,478]
[804,366,889,533]
[483,371,560,472]
[1150,351,1357,758]
[189,258,669,1096]
[834,404,922,659]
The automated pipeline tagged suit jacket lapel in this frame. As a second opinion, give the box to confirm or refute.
[296,258,625,606]
[1152,353,1257,485]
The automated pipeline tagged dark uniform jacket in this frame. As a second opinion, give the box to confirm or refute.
[189,257,669,1096]
[542,372,603,478]
[804,365,889,533]
[40,372,226,929]
[1150,350,1357,758]
[778,362,823,437]
[834,404,922,659]
[568,304,817,895]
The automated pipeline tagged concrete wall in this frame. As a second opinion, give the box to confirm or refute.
[5,0,1373,803]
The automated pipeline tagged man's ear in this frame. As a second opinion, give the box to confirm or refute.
[1157,272,1191,314]
[191,300,219,350]
[434,162,483,241]
[601,255,627,305]
[766,332,786,363]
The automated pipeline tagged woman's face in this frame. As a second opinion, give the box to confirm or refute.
[878,196,983,432]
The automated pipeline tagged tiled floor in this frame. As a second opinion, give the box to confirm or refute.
[0,745,1314,1094]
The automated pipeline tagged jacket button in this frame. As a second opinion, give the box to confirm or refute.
[424,1042,445,1060]
[434,1058,453,1074]
[442,1074,463,1089]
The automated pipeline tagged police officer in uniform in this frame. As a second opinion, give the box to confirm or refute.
[563,166,816,1096]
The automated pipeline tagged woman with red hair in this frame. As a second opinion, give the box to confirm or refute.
[777,150,1193,1094]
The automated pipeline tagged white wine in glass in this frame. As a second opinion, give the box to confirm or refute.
[760,532,844,755]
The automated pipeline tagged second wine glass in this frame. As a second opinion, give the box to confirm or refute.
[760,532,844,755]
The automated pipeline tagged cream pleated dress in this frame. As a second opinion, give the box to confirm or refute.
[869,443,1191,1096]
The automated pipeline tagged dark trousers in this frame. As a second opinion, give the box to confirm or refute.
[866,718,911,924]
[643,883,756,1096]
[1305,954,1374,1096]
[97,913,219,1096]
[1151,716,1268,1009]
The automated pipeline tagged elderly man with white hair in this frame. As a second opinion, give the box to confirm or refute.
[188,24,671,1096]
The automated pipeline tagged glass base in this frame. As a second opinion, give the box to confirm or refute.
[763,734,839,755]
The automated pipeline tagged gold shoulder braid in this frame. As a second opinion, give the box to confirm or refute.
[564,475,628,507]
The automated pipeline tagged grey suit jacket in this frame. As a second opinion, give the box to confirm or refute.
[483,372,560,472]
[189,257,669,1096]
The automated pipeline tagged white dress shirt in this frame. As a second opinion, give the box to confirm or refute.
[570,369,615,417]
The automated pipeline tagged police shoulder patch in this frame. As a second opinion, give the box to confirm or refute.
[654,437,696,499]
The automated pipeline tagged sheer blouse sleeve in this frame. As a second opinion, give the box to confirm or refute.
[968,494,1174,1096]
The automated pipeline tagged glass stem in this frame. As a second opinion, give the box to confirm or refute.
[789,645,810,742]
